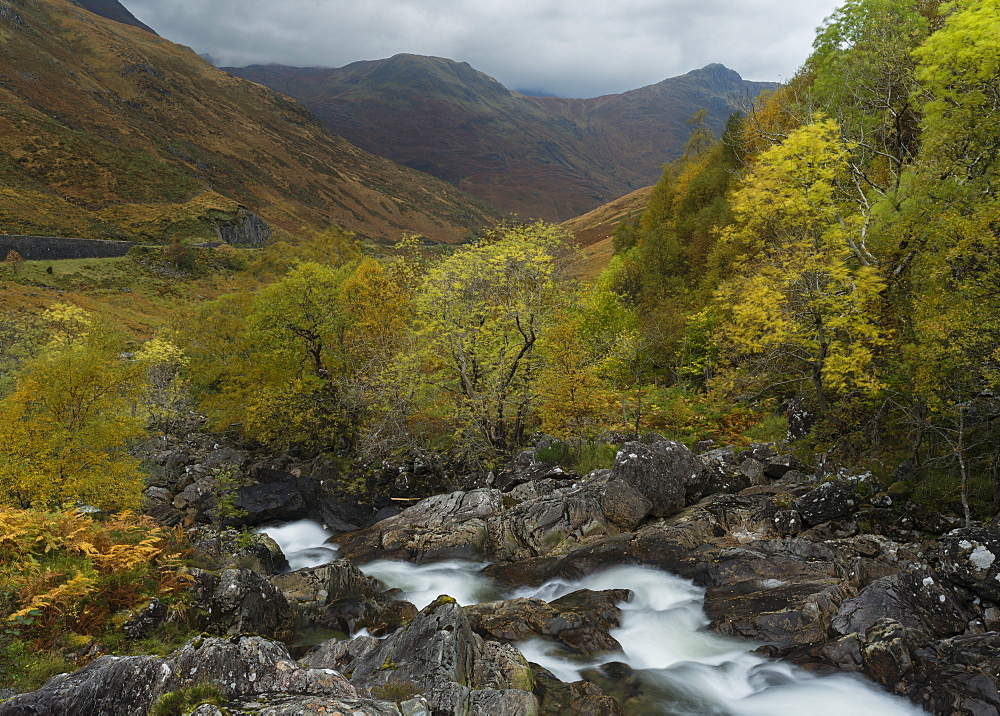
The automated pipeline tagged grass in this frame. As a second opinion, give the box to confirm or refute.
[0,252,248,337]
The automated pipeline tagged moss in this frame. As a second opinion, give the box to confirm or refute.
[149,682,223,716]
[380,656,398,670]
[370,680,421,703]
[427,595,458,611]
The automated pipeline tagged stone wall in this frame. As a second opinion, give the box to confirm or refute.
[0,235,132,261]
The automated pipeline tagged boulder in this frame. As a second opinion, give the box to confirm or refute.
[234,482,308,526]
[938,526,1000,602]
[698,445,751,495]
[493,448,576,492]
[337,489,505,563]
[793,481,859,526]
[195,568,295,639]
[861,618,913,690]
[832,564,970,639]
[190,529,289,574]
[610,441,709,517]
[465,588,630,656]
[907,632,1000,714]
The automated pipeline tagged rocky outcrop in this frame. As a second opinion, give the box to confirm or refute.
[303,596,539,715]
[337,489,506,562]
[0,636,363,716]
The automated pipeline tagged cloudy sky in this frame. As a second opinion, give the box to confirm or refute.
[120,0,844,98]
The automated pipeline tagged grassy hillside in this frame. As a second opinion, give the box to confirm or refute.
[0,1,503,244]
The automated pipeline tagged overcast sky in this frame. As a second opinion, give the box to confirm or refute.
[120,0,844,98]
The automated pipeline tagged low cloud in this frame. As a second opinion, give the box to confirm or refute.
[121,0,842,97]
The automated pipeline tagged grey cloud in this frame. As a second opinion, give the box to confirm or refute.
[121,0,843,97]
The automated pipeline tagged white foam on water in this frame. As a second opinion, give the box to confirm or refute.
[256,519,338,570]
[269,524,925,715]
[358,558,500,608]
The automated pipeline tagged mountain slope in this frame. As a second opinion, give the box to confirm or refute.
[73,0,157,35]
[227,56,774,221]
[0,1,501,244]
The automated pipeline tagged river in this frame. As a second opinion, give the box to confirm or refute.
[261,519,925,716]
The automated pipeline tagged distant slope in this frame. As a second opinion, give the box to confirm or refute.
[73,0,157,35]
[227,56,774,222]
[562,186,653,280]
[0,1,502,244]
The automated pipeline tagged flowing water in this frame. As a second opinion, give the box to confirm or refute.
[260,520,925,715]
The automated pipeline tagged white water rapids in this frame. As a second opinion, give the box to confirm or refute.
[261,520,925,715]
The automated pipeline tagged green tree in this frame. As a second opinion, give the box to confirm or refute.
[914,0,1000,202]
[411,222,568,457]
[712,119,887,413]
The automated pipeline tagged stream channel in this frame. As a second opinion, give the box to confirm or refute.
[260,519,925,716]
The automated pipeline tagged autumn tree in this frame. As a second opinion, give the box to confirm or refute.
[4,250,24,276]
[411,222,568,458]
[0,305,148,511]
[711,119,887,414]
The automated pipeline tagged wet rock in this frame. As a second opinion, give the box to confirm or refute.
[793,481,859,526]
[610,441,709,516]
[938,526,1000,602]
[465,588,630,656]
[234,482,308,526]
[861,618,913,690]
[818,633,863,670]
[907,632,1000,714]
[270,560,383,608]
[531,665,623,715]
[832,565,970,639]
[337,489,504,563]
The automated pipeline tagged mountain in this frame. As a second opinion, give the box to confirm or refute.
[73,0,157,35]
[0,1,501,244]
[227,56,775,221]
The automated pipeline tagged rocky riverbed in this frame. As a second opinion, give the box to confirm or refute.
[3,438,1000,714]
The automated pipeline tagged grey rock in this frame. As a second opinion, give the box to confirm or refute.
[338,489,504,563]
[234,482,308,526]
[199,569,295,638]
[832,565,969,639]
[772,509,802,537]
[939,527,1000,602]
[610,441,708,517]
[0,636,355,716]
[304,597,537,715]
[793,481,858,526]
[861,618,913,689]
[121,598,168,640]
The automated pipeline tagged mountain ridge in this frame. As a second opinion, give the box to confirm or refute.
[227,56,776,221]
